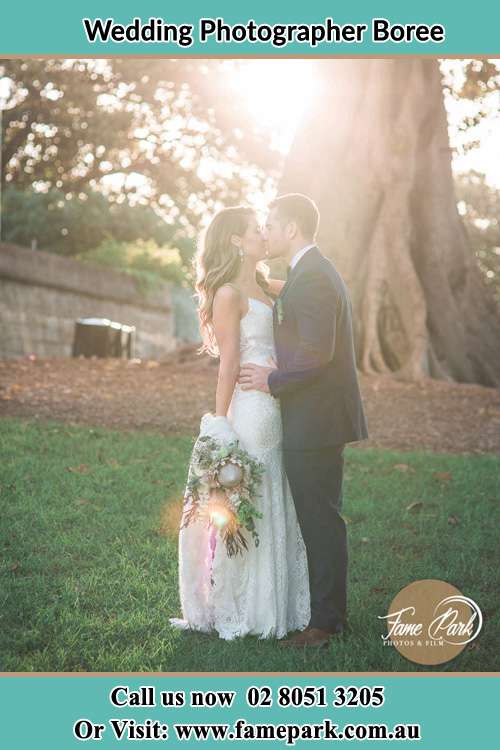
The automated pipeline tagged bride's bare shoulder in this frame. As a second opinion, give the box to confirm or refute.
[213,283,243,316]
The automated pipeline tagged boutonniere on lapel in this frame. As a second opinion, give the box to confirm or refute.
[276,297,284,325]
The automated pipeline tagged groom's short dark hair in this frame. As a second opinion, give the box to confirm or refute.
[270,193,320,240]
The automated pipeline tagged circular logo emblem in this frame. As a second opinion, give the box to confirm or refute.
[379,579,482,665]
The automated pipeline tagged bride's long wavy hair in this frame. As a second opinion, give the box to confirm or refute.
[194,206,271,357]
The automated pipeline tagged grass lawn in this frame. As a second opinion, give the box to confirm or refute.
[1,417,498,673]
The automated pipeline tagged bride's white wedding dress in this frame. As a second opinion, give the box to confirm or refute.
[170,296,310,640]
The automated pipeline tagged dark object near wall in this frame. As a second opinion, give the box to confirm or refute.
[72,318,136,358]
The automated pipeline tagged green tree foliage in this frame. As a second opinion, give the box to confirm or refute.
[0,59,273,232]
[457,60,500,98]
[2,185,195,264]
[75,238,186,295]
[455,171,500,302]
[441,59,500,156]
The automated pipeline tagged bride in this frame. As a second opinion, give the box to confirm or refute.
[169,206,310,640]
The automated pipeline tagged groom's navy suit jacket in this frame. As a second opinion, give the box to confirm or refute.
[268,246,368,451]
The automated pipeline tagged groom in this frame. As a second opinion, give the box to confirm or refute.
[239,193,368,648]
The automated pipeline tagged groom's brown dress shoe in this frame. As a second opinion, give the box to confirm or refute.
[279,626,341,649]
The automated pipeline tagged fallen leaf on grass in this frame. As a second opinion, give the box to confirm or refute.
[434,471,452,482]
[406,501,424,512]
[448,515,460,525]
[10,562,19,572]
[393,463,415,473]
[75,499,101,511]
[67,464,90,474]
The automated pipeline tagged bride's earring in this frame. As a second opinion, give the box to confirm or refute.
[239,247,245,262]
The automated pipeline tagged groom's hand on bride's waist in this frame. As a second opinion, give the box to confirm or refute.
[239,358,277,393]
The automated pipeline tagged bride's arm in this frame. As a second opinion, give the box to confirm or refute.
[212,285,242,417]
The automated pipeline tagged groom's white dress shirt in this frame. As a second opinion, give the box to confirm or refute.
[288,243,316,271]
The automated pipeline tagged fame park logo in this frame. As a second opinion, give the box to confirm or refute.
[378,579,483,665]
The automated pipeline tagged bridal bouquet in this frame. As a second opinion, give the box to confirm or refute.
[181,414,264,558]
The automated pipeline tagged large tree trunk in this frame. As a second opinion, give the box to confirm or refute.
[280,59,500,386]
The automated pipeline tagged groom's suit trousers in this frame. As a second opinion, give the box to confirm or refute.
[283,444,347,632]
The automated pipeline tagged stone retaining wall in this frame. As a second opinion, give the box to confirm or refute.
[0,243,176,360]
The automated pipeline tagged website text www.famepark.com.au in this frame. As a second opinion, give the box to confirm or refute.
[75,718,421,744]
[173,718,421,743]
